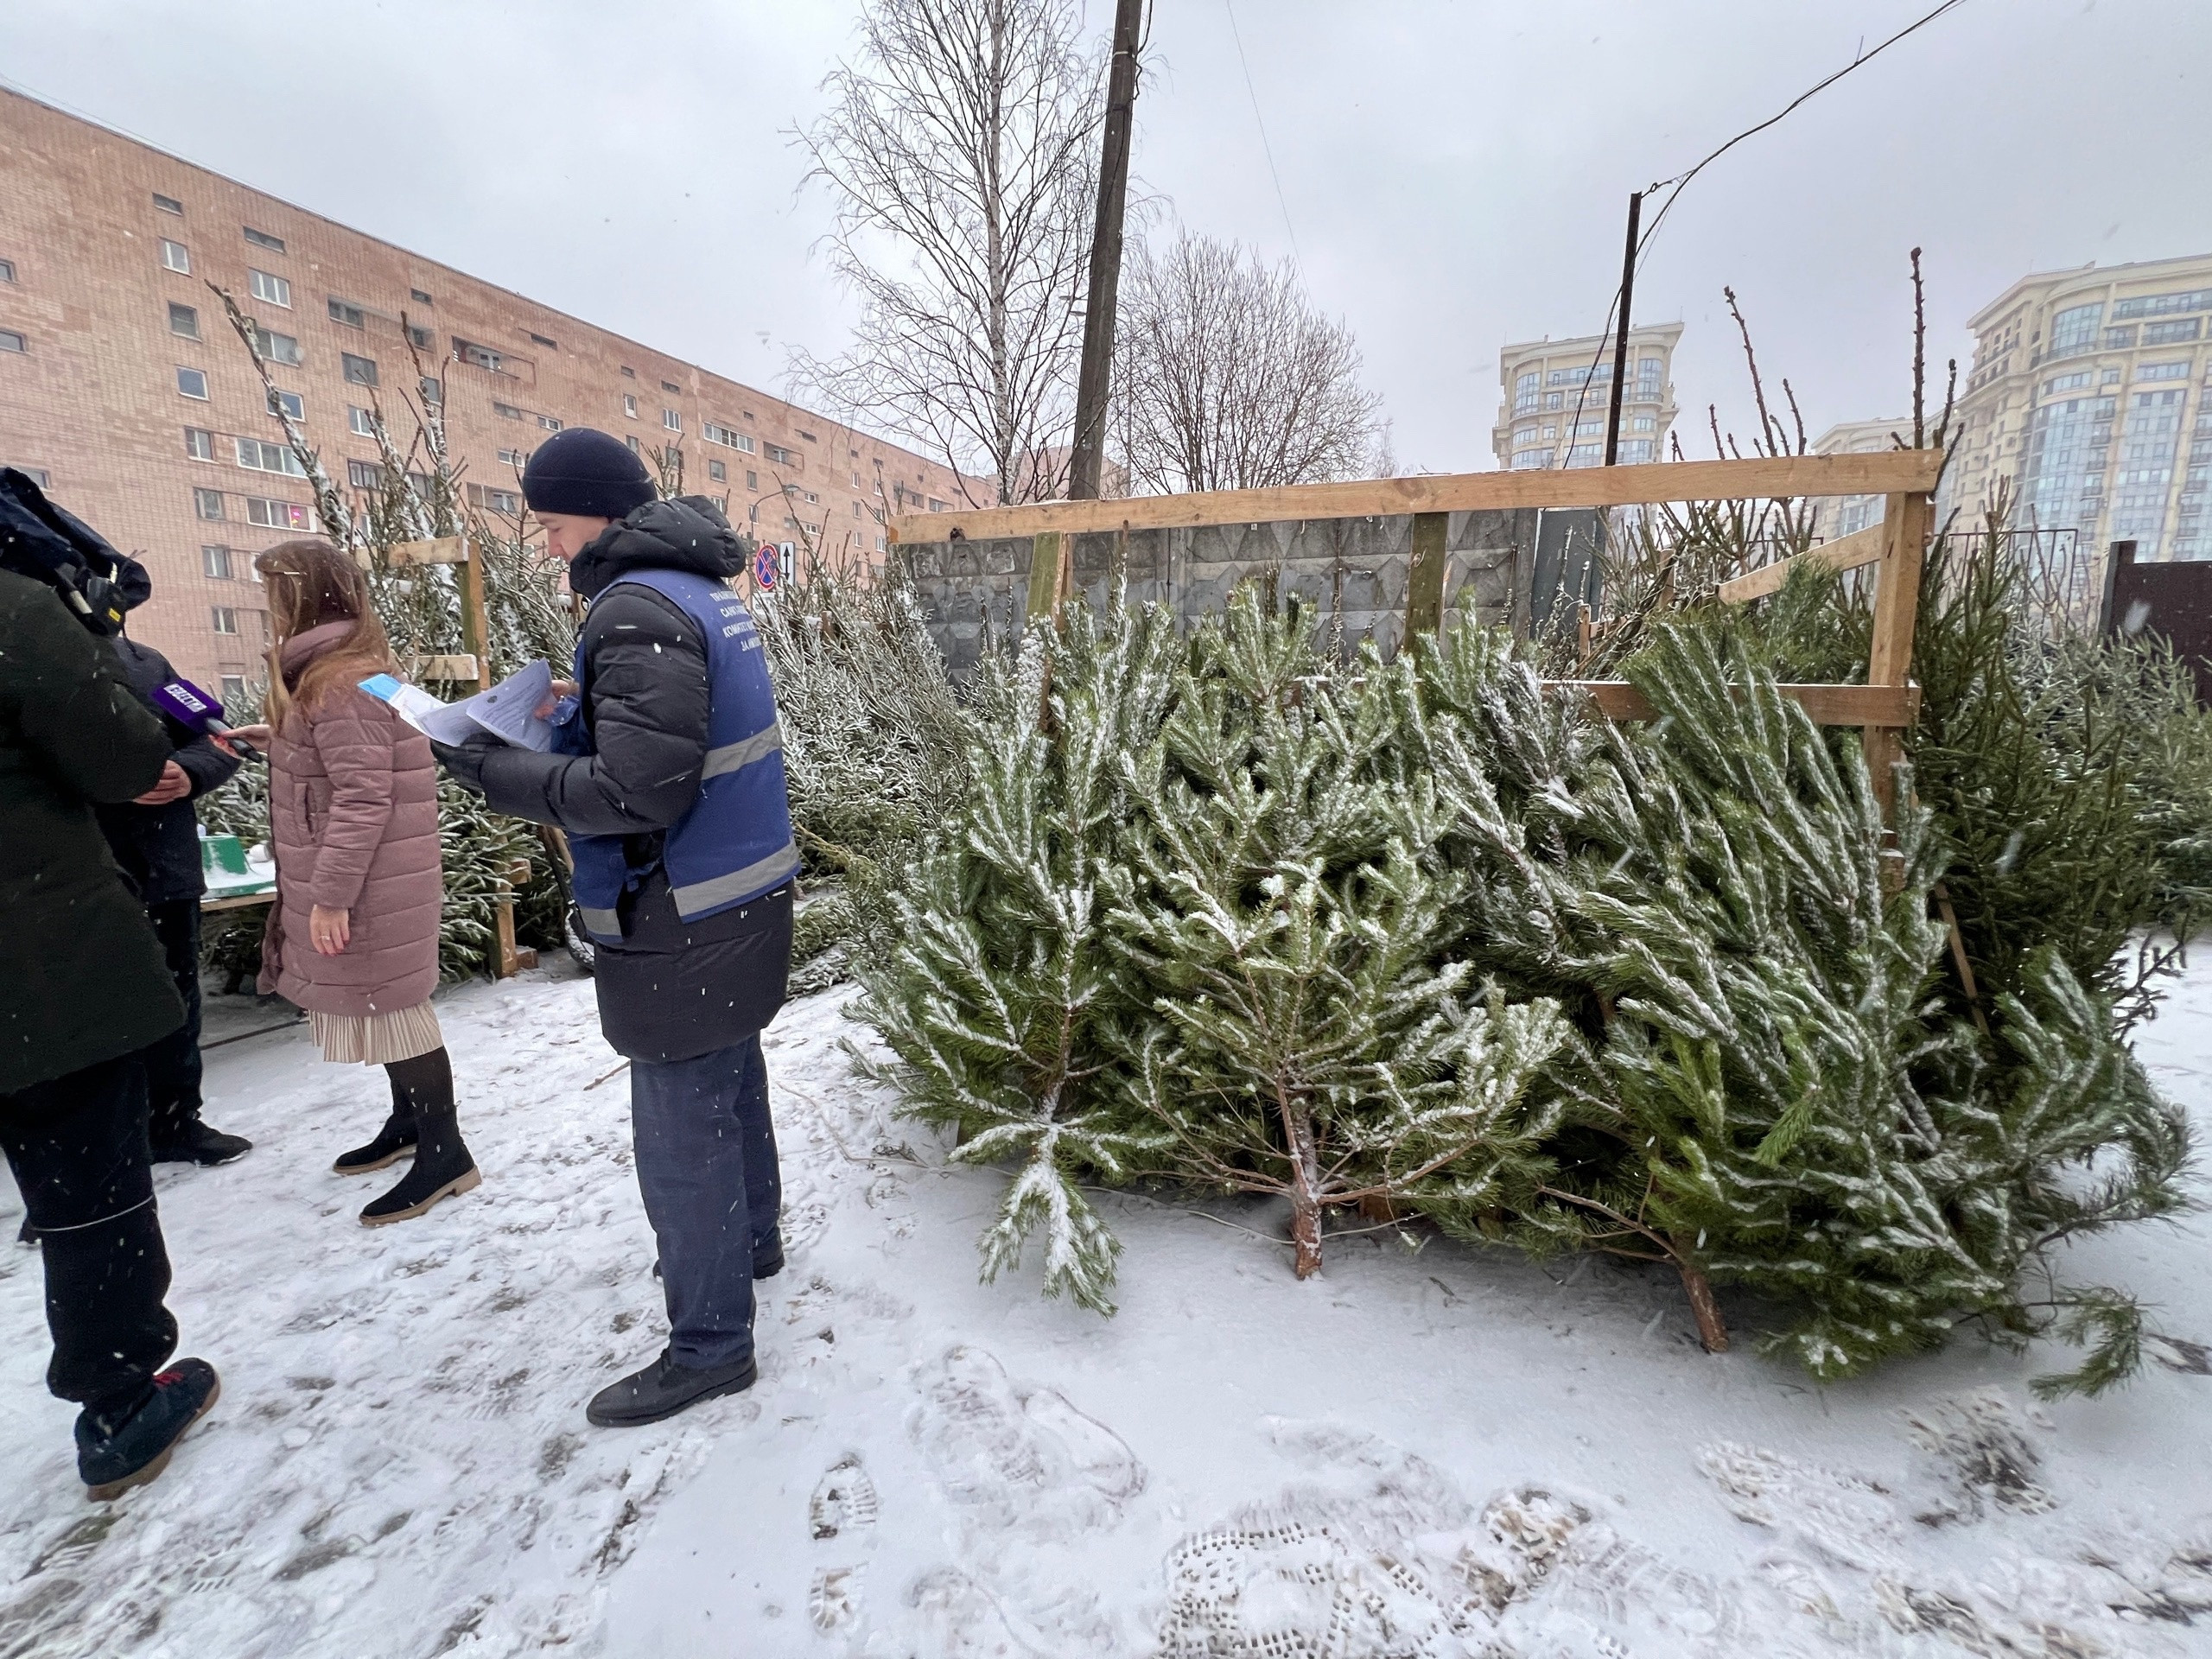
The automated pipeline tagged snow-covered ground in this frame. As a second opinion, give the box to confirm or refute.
[3,957,2209,1658]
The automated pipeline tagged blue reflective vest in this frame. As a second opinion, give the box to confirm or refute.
[559,569,798,943]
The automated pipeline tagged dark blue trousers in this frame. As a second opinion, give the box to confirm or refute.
[628,1035,781,1369]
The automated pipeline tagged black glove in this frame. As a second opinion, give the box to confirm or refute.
[429,731,500,796]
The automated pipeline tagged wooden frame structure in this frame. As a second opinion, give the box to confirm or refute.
[892,450,1942,816]
[386,535,537,979]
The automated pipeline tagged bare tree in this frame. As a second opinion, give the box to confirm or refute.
[1112,231,1382,494]
[790,0,1101,506]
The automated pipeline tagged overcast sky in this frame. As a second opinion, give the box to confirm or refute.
[7,0,2210,474]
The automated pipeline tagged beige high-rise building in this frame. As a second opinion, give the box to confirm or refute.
[1492,322,1683,471]
[0,87,976,699]
[1809,417,1913,539]
[1945,252,2212,563]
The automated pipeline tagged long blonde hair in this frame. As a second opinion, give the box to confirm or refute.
[254,539,394,728]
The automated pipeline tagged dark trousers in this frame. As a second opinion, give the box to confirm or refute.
[142,899,206,1144]
[1,1054,179,1410]
[629,1035,780,1370]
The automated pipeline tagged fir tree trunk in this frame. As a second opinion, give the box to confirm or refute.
[1672,1239,1729,1353]
[1281,1089,1325,1279]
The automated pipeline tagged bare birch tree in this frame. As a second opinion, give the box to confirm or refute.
[790,0,1101,506]
[1112,231,1382,495]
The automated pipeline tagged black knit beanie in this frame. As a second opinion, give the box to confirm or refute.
[521,428,657,519]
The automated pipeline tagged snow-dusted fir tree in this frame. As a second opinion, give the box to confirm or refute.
[855,601,1185,1313]
[1106,590,1570,1277]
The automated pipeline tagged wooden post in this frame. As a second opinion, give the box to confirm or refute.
[1862,490,1931,823]
[1406,512,1447,638]
[1024,531,1071,625]
[454,537,493,692]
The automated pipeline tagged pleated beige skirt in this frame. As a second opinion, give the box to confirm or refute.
[308,1001,444,1065]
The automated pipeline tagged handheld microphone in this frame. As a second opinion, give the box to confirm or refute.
[150,677,264,762]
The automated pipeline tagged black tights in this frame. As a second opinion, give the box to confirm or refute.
[385,1047,454,1122]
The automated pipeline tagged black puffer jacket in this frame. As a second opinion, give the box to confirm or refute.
[474,499,792,1063]
[0,571,184,1092]
[94,634,242,905]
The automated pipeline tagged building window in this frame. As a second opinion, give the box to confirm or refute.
[537,414,562,432]
[1632,414,1656,432]
[328,298,365,328]
[194,487,226,519]
[2139,361,2190,381]
[2144,318,2203,346]
[626,435,641,454]
[245,497,311,529]
[623,394,638,418]
[342,353,378,386]
[2113,288,2212,321]
[0,329,25,355]
[660,379,681,395]
[493,401,523,420]
[467,483,523,514]
[408,325,434,350]
[269,389,304,421]
[242,226,286,252]
[2048,302,2103,359]
[219,674,246,703]
[457,341,505,372]
[1618,439,1655,463]
[236,436,305,476]
[160,239,191,274]
[347,460,384,491]
[165,301,200,339]
[0,258,14,284]
[764,442,796,466]
[1635,357,1663,399]
[153,193,184,215]
[410,288,432,304]
[177,366,210,399]
[348,405,376,437]
[746,470,759,491]
[802,489,819,505]
[928,498,949,512]
[248,269,291,308]
[202,545,232,580]
[2043,371,2091,397]
[528,331,557,349]
[620,365,636,378]
[184,427,215,461]
[663,409,682,432]
[211,607,239,635]
[497,447,528,467]
[708,458,727,483]
[255,327,302,366]
[2101,367,2123,385]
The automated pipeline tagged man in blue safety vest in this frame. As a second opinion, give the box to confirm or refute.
[432,428,797,1427]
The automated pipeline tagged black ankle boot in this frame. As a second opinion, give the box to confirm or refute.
[334,1112,416,1175]
[360,1103,478,1226]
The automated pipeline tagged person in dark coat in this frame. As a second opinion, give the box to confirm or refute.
[432,428,794,1429]
[0,566,221,1500]
[93,567,251,1165]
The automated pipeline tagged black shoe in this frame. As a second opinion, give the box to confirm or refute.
[334,1113,416,1176]
[149,1119,254,1166]
[360,1104,478,1226]
[76,1358,221,1501]
[586,1348,756,1428]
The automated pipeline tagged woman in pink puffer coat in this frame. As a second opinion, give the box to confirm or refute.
[233,538,480,1226]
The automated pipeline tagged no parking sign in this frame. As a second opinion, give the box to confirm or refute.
[753,543,780,591]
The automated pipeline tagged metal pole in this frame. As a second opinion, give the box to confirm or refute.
[1603,190,1642,467]
[1067,0,1145,501]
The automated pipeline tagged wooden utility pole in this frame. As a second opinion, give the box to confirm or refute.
[1067,0,1146,501]
[1602,190,1642,467]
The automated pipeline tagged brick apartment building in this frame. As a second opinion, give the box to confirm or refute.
[0,87,976,698]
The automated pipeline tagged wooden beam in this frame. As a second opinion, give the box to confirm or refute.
[1406,512,1446,636]
[1863,490,1935,821]
[1715,520,1890,604]
[386,536,469,567]
[414,653,480,682]
[893,451,1944,543]
[1023,530,1071,622]
[1547,680,1922,728]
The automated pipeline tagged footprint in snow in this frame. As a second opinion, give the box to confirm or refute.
[810,1454,880,1541]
